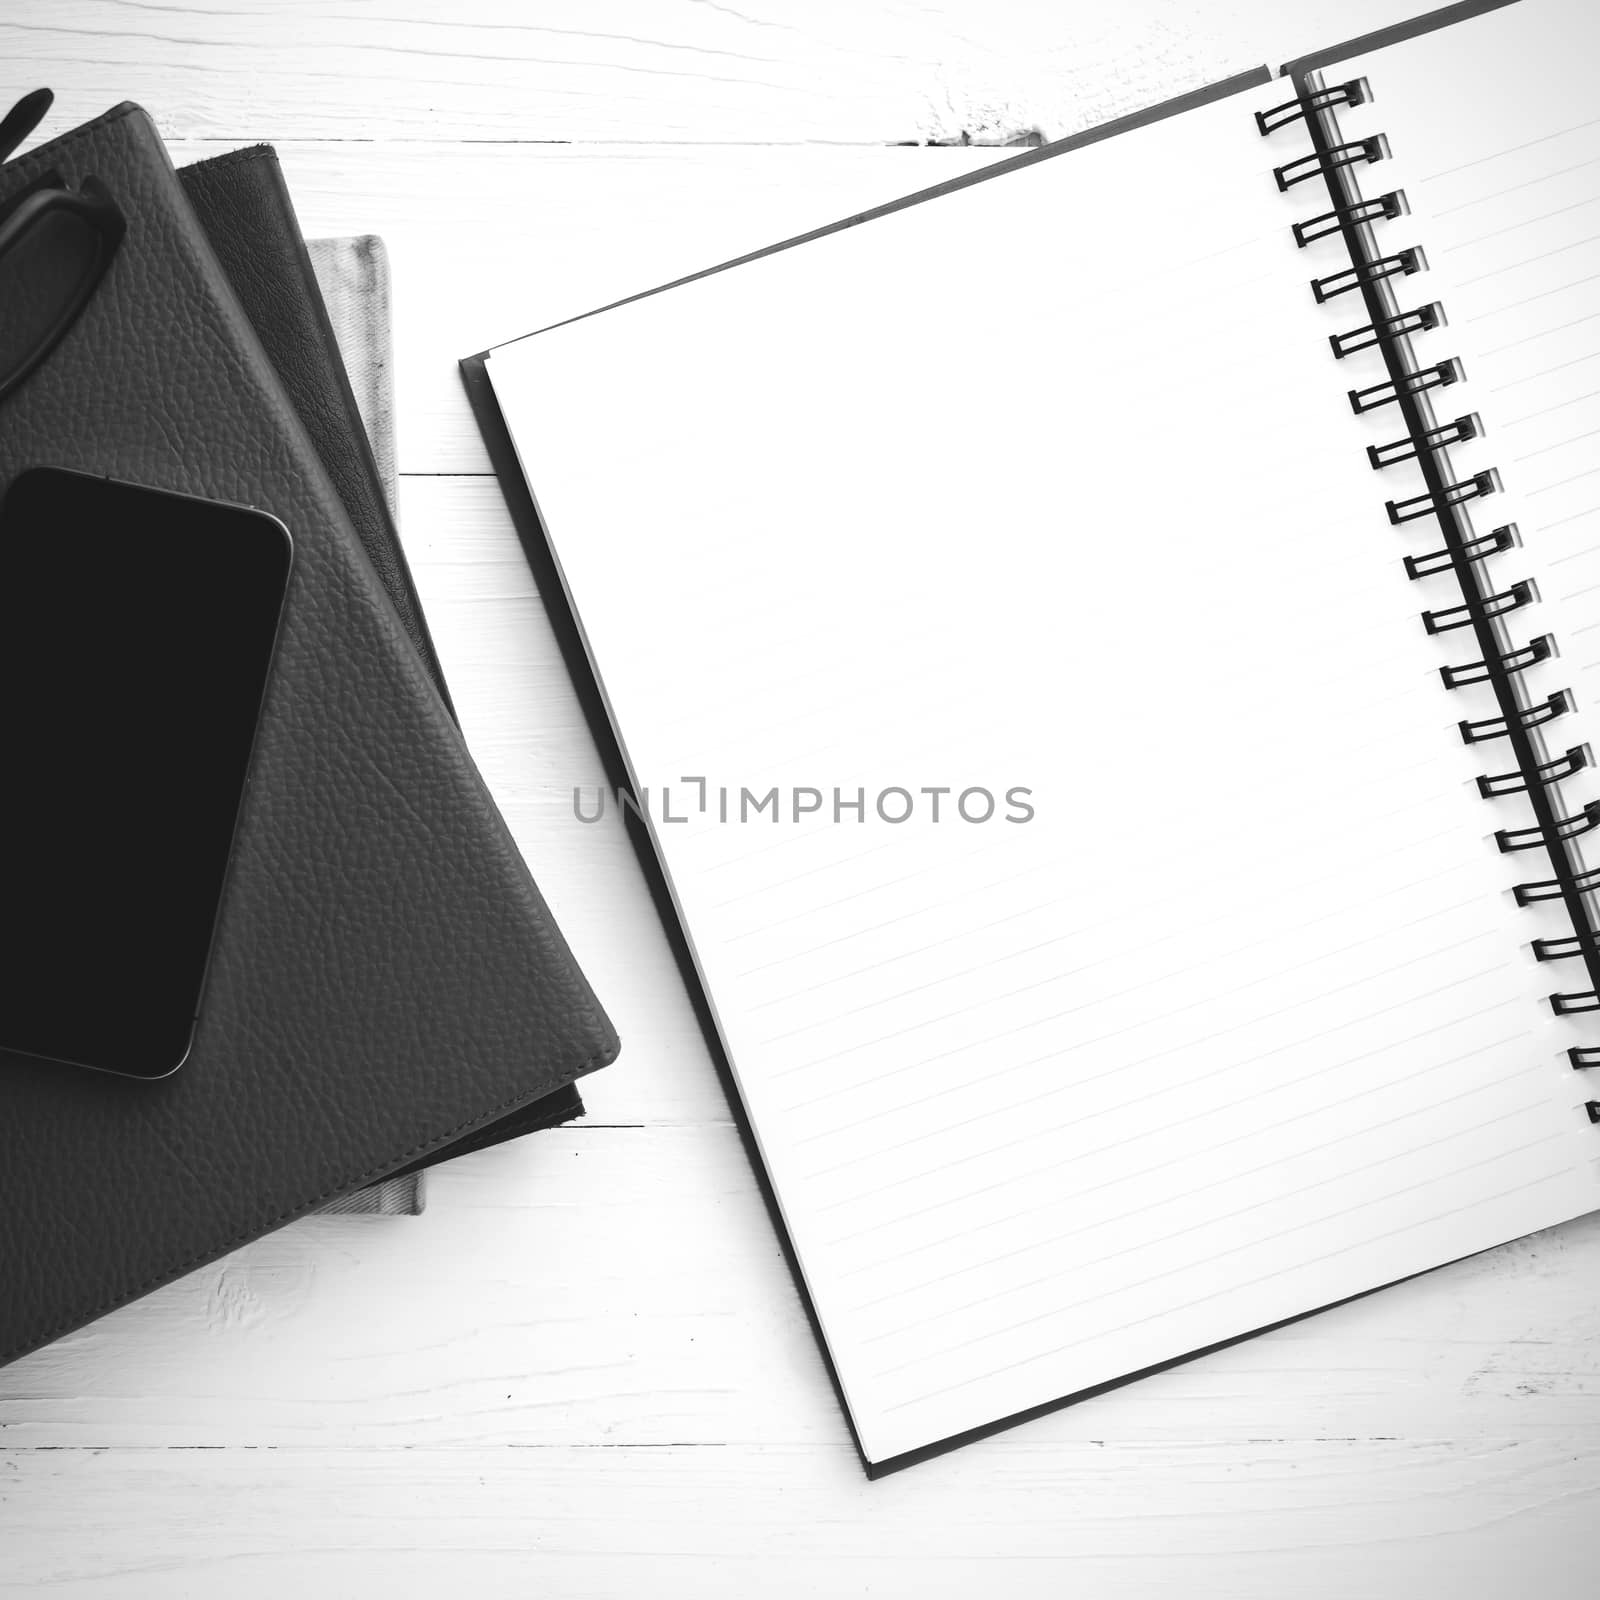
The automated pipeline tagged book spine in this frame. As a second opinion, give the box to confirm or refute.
[1257,75,1600,1114]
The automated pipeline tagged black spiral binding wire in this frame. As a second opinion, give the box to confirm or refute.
[1259,75,1600,1122]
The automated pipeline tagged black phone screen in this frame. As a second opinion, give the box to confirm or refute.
[0,468,292,1079]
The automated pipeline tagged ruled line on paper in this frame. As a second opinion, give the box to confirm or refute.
[828,1025,1525,1279]
[1497,386,1600,430]
[805,963,1512,1217]
[849,1091,1550,1337]
[774,883,1492,1126]
[1532,505,1600,534]
[746,901,1083,1012]
[664,487,1396,758]
[732,858,1056,982]
[1503,424,1600,463]
[1456,230,1600,291]
[817,1000,1520,1251]
[1450,193,1600,254]
[755,732,1478,1017]
[1471,270,1600,321]
[1418,111,1600,188]
[1527,464,1600,497]
[704,833,905,912]
[1534,522,1600,564]
[694,819,862,875]
[832,1036,1529,1286]
[1480,312,1600,359]
[869,1142,1569,1386]
[782,886,1487,1144]
[688,590,1440,865]
[877,1164,1575,1413]
[754,800,1470,1030]
[776,854,1484,1126]
[793,940,1505,1190]
[762,924,1086,1046]
[1484,349,1600,392]
[1433,152,1600,219]
[757,769,1475,1058]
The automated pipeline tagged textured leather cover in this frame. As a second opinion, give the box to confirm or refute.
[0,103,619,1367]
[177,147,450,707]
[177,145,586,1157]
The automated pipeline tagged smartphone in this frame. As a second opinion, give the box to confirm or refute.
[0,467,293,1079]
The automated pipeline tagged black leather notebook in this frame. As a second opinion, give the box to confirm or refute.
[0,102,618,1367]
[178,144,587,1161]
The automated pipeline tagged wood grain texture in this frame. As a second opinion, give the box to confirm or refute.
[2,1439,1596,1599]
[10,0,1414,145]
[4,1134,1600,1451]
[4,1,1599,1593]
[230,142,1004,474]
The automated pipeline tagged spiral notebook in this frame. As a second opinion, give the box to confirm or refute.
[467,0,1600,1472]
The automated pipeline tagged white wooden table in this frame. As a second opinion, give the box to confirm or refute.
[4,5,1598,1594]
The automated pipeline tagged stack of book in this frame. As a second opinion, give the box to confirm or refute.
[0,97,618,1363]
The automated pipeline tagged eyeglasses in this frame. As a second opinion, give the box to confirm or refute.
[0,89,126,407]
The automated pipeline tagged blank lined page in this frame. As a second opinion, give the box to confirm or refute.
[1341,0,1600,775]
[486,72,1600,1465]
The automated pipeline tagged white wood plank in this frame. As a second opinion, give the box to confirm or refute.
[8,0,1417,145]
[175,142,1005,474]
[1,1437,1596,1598]
[3,1127,1599,1453]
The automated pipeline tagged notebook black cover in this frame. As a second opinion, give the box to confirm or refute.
[0,102,618,1368]
[178,144,586,1158]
